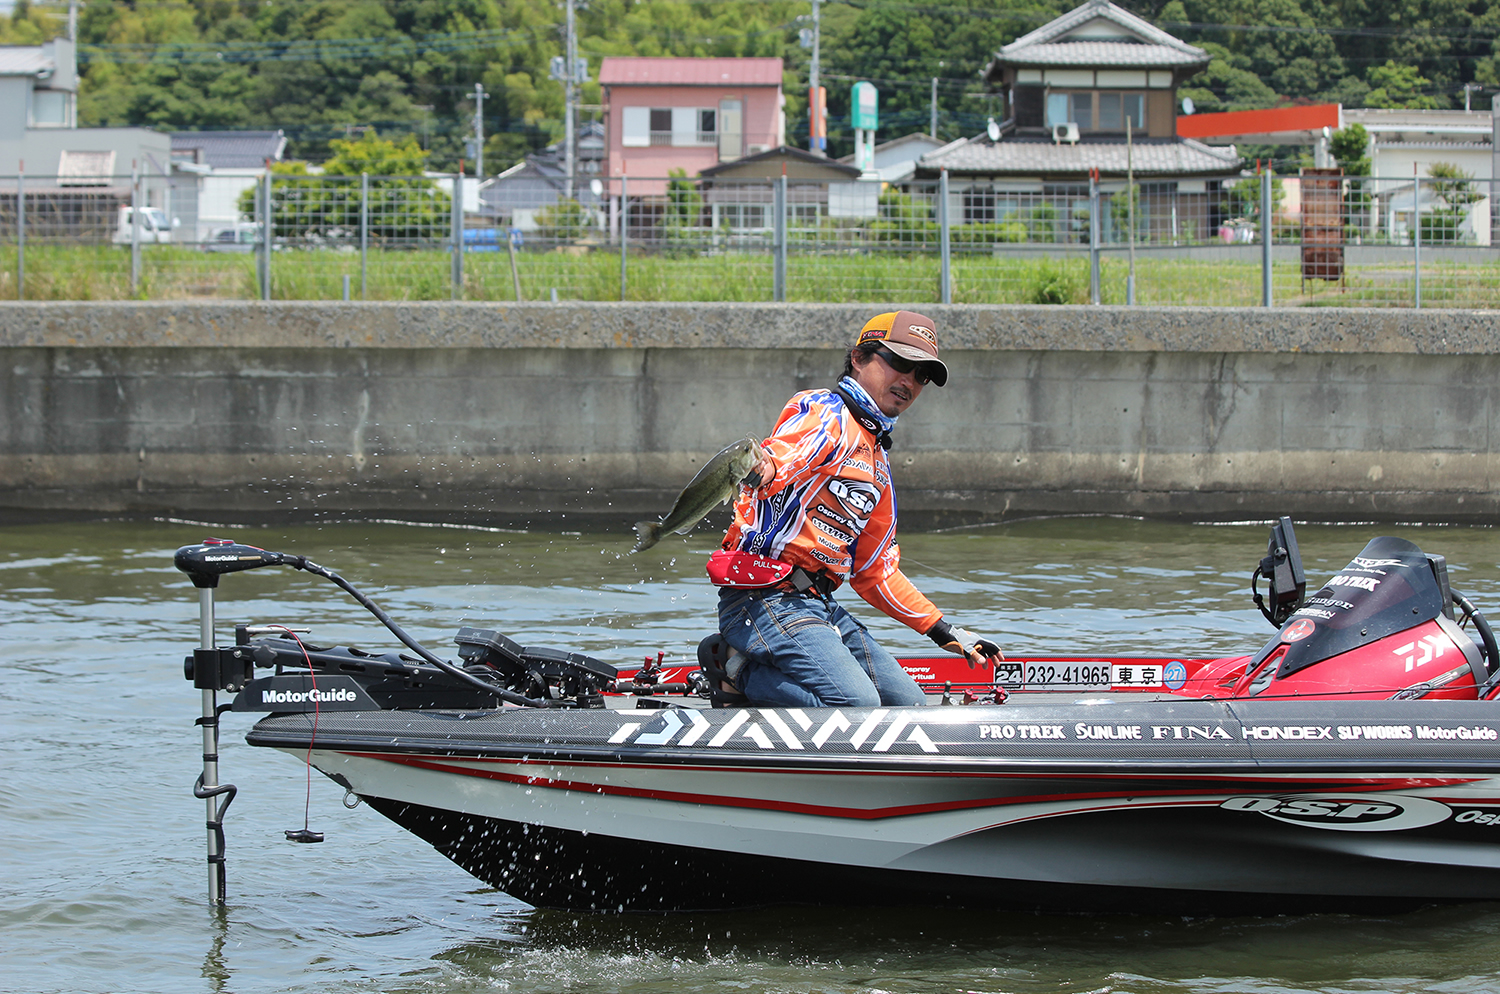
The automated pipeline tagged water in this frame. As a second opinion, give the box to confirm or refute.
[5,516,1500,994]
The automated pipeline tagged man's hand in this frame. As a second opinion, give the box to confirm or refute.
[743,450,776,490]
[927,619,1004,669]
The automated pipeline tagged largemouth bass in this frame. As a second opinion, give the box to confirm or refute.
[632,436,764,553]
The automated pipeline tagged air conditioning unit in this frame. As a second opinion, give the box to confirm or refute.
[1052,122,1080,145]
[747,144,769,155]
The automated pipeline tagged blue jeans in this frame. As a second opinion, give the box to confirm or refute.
[716,588,927,708]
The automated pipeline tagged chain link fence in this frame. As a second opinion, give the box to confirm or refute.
[0,169,1495,307]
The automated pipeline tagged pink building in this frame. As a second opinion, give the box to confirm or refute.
[600,57,785,196]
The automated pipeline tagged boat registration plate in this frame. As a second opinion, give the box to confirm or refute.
[995,659,1112,690]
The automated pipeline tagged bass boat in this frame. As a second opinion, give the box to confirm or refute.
[176,519,1500,914]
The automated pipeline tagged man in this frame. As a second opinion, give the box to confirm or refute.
[706,310,1003,708]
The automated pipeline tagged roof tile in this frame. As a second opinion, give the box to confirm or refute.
[922,135,1240,177]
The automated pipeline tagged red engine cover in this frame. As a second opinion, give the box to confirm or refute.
[1236,619,1481,700]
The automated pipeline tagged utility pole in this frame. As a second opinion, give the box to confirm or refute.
[473,82,486,178]
[565,0,577,199]
[809,0,822,156]
[68,0,77,41]
[930,61,945,139]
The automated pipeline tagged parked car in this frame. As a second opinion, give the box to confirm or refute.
[202,223,261,253]
[112,207,176,245]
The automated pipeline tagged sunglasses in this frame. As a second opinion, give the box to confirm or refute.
[869,345,936,385]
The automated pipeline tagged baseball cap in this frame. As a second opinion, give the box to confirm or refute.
[854,310,948,387]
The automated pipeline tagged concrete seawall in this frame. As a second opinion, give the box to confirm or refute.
[3,301,1499,526]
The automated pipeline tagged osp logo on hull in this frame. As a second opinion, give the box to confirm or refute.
[1220,793,1451,832]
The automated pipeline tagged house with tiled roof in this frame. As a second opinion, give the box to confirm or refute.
[169,130,287,242]
[0,36,173,241]
[917,0,1242,242]
[600,56,785,196]
[479,120,607,228]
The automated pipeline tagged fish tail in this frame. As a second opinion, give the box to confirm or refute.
[632,520,662,552]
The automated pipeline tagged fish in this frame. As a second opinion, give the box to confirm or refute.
[632,436,764,553]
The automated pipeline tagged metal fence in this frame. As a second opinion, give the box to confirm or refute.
[0,169,1495,307]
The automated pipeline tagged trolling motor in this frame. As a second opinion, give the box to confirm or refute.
[174,537,591,906]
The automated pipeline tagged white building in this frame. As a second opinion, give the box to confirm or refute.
[1346,109,1495,246]
[0,36,172,238]
[170,131,287,242]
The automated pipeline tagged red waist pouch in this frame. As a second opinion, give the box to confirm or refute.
[706,549,794,588]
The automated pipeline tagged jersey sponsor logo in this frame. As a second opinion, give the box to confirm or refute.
[827,478,878,518]
[811,516,854,544]
[842,457,873,474]
[1220,793,1451,832]
[815,506,855,529]
[809,548,849,567]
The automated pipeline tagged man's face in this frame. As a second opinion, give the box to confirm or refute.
[852,347,927,417]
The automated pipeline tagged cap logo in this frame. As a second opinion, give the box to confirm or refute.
[906,324,937,347]
[858,328,889,345]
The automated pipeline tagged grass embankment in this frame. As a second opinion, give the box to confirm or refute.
[0,245,1494,307]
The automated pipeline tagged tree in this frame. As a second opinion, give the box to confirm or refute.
[1422,161,1483,243]
[322,130,432,177]
[1365,60,1440,110]
[1329,124,1370,177]
[1329,123,1370,240]
[236,132,449,242]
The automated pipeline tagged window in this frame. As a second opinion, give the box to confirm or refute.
[31,89,70,127]
[624,107,720,147]
[622,106,650,147]
[1046,92,1091,129]
[1046,91,1146,132]
[650,108,673,145]
[1098,93,1144,130]
[720,204,765,229]
[963,188,996,224]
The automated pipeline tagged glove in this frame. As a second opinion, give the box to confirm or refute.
[742,449,775,490]
[927,619,1004,669]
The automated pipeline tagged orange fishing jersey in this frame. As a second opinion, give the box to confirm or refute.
[720,388,943,634]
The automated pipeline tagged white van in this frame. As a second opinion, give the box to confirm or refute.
[113,206,175,244]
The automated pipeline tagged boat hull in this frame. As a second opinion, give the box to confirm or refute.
[248,698,1500,913]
